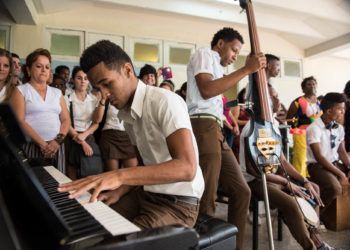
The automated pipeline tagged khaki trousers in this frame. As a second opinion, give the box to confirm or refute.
[111,187,199,229]
[308,163,344,212]
[249,179,316,250]
[191,118,251,250]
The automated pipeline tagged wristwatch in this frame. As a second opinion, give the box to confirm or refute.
[54,133,65,145]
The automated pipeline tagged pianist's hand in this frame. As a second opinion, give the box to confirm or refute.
[98,186,134,205]
[98,190,121,205]
[58,170,122,202]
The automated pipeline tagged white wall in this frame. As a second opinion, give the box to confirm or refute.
[7,4,350,104]
[304,56,350,97]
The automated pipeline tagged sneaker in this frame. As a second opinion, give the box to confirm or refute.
[318,221,327,233]
[248,211,261,226]
[317,242,342,250]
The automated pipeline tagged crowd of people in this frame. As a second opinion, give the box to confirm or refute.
[1,26,350,250]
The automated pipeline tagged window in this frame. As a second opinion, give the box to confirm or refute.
[169,47,192,65]
[87,32,124,48]
[165,42,194,66]
[235,55,246,70]
[46,29,84,61]
[0,25,10,50]
[283,59,302,77]
[227,54,248,97]
[130,38,163,77]
[130,38,162,64]
[51,34,80,57]
[134,43,159,63]
[163,42,195,90]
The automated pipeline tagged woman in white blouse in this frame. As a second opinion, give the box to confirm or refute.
[11,48,70,172]
[65,66,101,179]
[0,48,14,103]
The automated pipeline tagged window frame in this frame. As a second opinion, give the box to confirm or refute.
[86,32,124,49]
[45,28,85,62]
[282,58,303,78]
[163,41,195,66]
[129,37,163,69]
[0,25,11,50]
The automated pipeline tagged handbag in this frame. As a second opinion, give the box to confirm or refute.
[69,98,103,178]
[79,136,103,178]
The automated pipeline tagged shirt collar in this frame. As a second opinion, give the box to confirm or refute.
[212,49,220,61]
[71,91,94,102]
[317,117,327,129]
[118,80,146,124]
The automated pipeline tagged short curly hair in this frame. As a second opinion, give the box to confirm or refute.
[25,48,51,69]
[320,92,346,112]
[211,27,244,49]
[301,76,317,90]
[80,40,135,75]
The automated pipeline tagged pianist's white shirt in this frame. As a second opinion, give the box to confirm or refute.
[118,81,204,199]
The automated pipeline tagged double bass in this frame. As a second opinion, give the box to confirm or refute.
[239,1,282,249]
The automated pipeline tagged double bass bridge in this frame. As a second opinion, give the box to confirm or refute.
[256,128,280,174]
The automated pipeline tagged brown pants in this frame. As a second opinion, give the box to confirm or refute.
[111,188,199,229]
[308,163,344,213]
[191,118,251,249]
[249,179,316,250]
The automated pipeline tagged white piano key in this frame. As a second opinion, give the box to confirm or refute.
[43,166,140,236]
[84,202,140,236]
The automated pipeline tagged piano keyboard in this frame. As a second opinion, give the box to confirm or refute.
[34,166,140,244]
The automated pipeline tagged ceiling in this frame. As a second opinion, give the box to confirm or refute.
[1,0,350,59]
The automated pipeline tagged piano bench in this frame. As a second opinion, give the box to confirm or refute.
[90,226,198,250]
[194,214,238,250]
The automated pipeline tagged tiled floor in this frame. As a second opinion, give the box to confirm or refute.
[215,202,350,250]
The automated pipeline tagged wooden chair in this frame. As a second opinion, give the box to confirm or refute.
[320,186,350,231]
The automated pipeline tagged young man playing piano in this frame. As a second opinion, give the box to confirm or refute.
[59,40,204,229]
[186,27,265,250]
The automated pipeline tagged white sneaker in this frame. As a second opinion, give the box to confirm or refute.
[318,222,327,233]
[317,242,342,250]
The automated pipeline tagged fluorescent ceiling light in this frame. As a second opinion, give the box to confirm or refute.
[216,0,240,5]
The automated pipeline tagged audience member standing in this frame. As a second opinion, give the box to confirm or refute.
[11,48,70,172]
[64,66,102,179]
[287,76,322,177]
[175,82,187,100]
[232,88,250,160]
[222,95,239,148]
[11,53,22,85]
[55,65,72,95]
[343,80,350,153]
[139,64,157,86]
[0,49,14,103]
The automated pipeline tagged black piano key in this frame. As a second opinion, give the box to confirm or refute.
[32,167,109,244]
[66,213,92,223]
